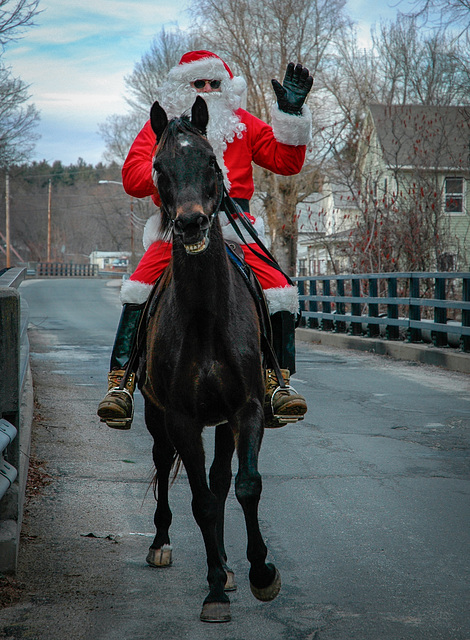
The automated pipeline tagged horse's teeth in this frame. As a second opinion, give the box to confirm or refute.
[185,238,207,254]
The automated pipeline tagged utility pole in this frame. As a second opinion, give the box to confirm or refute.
[5,172,10,268]
[47,179,52,262]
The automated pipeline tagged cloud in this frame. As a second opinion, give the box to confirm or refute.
[6,0,190,163]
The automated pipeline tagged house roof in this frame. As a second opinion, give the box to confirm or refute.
[368,104,470,171]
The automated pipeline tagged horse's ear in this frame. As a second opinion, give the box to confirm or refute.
[191,96,209,136]
[150,101,168,142]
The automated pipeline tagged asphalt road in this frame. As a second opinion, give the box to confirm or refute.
[1,277,469,640]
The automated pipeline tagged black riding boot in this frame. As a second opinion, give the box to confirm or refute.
[265,311,307,428]
[270,310,296,373]
[97,303,145,429]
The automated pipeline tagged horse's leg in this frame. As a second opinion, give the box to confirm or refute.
[145,401,174,567]
[233,400,281,602]
[168,412,230,623]
[209,423,236,591]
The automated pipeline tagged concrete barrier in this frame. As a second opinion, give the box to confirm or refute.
[296,327,470,375]
[0,268,32,574]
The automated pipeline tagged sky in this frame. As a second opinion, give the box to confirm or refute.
[5,0,412,166]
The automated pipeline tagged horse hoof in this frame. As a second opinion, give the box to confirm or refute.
[146,544,172,567]
[224,570,236,591]
[200,601,231,623]
[250,565,281,602]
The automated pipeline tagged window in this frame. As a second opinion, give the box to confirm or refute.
[298,258,307,276]
[444,177,464,213]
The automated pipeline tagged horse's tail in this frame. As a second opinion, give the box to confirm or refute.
[149,451,182,500]
[169,453,183,487]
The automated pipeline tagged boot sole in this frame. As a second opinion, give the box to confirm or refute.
[273,400,307,417]
[97,403,133,430]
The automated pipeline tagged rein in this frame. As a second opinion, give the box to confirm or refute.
[221,186,295,287]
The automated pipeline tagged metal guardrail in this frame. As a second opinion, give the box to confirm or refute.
[0,419,18,500]
[36,262,98,277]
[0,266,30,573]
[294,272,470,352]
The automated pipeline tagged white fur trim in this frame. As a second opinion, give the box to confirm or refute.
[169,57,232,87]
[265,286,299,315]
[167,55,246,96]
[143,212,163,250]
[271,102,312,146]
[221,214,266,244]
[120,279,153,305]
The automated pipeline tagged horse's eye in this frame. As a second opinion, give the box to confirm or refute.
[208,156,216,168]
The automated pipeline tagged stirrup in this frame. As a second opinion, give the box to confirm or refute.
[99,387,134,429]
[270,383,305,425]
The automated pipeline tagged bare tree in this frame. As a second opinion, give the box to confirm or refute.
[371,15,470,105]
[0,0,40,50]
[187,0,351,275]
[100,29,201,165]
[124,28,203,119]
[0,64,39,167]
[0,0,40,167]
[406,0,470,39]
[1,161,144,267]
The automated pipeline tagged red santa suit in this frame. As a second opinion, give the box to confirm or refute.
[120,51,312,315]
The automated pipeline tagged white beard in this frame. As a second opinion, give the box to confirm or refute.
[156,82,246,189]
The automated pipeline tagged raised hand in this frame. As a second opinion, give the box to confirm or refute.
[271,62,313,115]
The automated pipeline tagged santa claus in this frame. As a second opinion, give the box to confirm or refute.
[98,50,312,430]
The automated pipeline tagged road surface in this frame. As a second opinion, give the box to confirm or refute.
[1,277,469,640]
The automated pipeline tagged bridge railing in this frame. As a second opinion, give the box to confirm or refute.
[0,267,31,573]
[36,262,98,277]
[294,272,470,353]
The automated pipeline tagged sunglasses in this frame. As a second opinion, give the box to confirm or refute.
[193,79,222,89]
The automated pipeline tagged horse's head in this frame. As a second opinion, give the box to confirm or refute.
[150,97,224,255]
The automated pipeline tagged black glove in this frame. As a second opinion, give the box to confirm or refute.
[271,62,313,115]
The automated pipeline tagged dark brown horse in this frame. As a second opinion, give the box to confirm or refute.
[142,96,281,623]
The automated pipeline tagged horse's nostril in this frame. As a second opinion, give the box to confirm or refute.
[175,212,207,233]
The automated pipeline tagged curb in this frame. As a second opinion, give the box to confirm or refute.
[296,328,470,375]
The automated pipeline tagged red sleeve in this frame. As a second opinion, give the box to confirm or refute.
[242,110,306,175]
[121,121,161,205]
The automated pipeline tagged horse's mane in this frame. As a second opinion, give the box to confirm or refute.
[155,115,204,159]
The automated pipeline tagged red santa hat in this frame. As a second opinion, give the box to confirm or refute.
[168,50,247,97]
